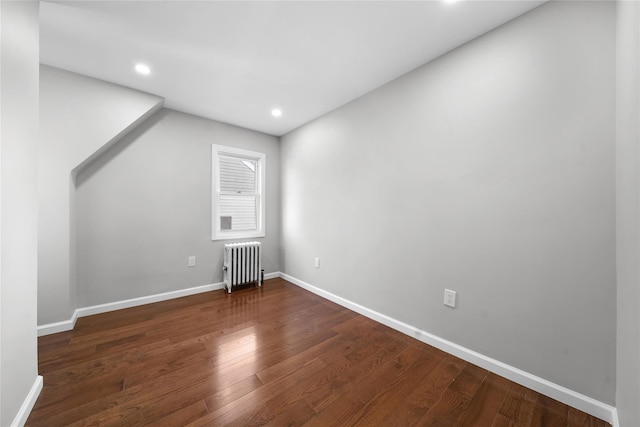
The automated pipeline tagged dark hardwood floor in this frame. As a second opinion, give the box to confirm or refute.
[27,278,609,426]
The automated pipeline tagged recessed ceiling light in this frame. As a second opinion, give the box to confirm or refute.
[135,63,151,76]
[271,108,282,118]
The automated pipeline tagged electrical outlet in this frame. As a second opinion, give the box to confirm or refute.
[314,257,320,268]
[188,256,196,267]
[444,289,456,308]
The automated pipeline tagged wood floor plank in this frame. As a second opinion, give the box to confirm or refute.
[144,399,209,427]
[347,343,428,407]
[304,332,411,413]
[28,383,146,427]
[203,374,264,413]
[28,373,125,420]
[301,396,364,427]
[256,332,352,384]
[27,278,610,427]
[456,371,512,426]
[232,349,365,424]
[264,398,316,427]
[380,352,462,426]
[39,367,260,426]
[530,394,569,427]
[416,388,473,426]
[498,381,540,425]
[124,347,213,390]
[94,376,218,426]
[415,362,488,426]
[491,413,525,427]
[186,358,327,426]
[336,346,441,426]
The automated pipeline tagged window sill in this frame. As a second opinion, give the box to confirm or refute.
[212,231,265,241]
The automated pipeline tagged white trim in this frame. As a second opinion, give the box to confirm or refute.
[280,272,618,425]
[211,144,266,241]
[263,271,280,280]
[38,282,225,336]
[74,282,226,318]
[611,408,620,427]
[11,375,43,427]
[36,311,79,336]
[37,274,283,337]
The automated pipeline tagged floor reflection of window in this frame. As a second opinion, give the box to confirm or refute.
[212,326,259,394]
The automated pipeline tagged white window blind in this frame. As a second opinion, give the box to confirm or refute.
[212,146,265,240]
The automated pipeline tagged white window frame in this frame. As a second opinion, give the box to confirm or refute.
[211,145,266,240]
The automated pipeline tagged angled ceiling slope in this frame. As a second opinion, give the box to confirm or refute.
[40,0,546,137]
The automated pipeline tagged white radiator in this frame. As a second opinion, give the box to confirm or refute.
[223,241,262,293]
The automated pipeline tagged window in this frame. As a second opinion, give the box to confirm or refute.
[212,145,265,240]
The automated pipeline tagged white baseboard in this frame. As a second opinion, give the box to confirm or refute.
[36,311,79,336]
[11,375,43,427]
[74,282,226,319]
[263,271,280,280]
[611,409,620,427]
[37,274,284,336]
[280,272,618,425]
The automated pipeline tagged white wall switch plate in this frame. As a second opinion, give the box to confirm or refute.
[314,257,320,268]
[444,289,456,308]
[188,256,196,267]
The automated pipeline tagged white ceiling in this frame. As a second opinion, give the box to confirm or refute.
[40,0,546,137]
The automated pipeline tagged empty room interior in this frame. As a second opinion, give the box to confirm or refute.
[1,0,640,425]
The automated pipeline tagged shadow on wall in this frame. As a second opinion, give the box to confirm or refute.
[74,109,168,187]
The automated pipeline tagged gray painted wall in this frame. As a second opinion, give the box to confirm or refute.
[0,1,40,425]
[281,0,616,404]
[616,1,640,425]
[39,65,163,324]
[76,109,281,307]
